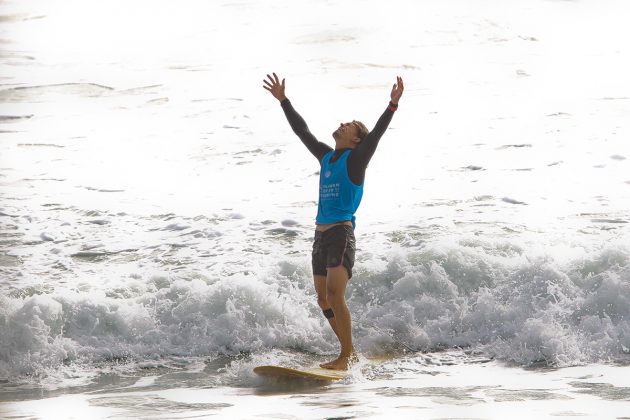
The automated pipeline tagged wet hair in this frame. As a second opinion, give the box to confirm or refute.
[353,121,369,141]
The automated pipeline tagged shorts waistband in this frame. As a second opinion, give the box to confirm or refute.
[314,224,353,238]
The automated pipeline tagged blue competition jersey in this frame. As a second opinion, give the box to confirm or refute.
[279,99,397,230]
[315,150,364,229]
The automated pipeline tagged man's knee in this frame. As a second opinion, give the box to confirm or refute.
[326,267,348,305]
[316,296,328,309]
[326,289,344,306]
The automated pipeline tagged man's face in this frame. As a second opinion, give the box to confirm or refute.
[333,121,360,144]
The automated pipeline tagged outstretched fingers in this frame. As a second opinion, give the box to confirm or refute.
[263,72,287,101]
[263,73,285,88]
[263,73,279,92]
[265,73,276,86]
[390,76,404,103]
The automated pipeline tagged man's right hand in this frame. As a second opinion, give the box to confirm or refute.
[263,72,287,102]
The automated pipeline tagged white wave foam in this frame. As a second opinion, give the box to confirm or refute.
[353,237,630,366]
[0,271,331,381]
[1,237,629,382]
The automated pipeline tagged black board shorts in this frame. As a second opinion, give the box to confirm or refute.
[312,224,356,279]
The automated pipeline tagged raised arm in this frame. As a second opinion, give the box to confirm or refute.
[263,72,331,162]
[352,76,404,167]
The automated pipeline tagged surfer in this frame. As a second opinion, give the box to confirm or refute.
[263,72,404,370]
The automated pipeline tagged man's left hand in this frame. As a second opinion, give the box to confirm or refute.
[390,76,404,104]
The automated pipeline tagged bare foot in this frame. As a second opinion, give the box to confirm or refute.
[320,353,359,370]
[319,358,334,369]
[319,358,340,369]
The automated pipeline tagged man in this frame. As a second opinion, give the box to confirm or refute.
[263,72,404,370]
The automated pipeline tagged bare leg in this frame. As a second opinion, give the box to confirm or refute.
[314,274,341,340]
[320,266,356,370]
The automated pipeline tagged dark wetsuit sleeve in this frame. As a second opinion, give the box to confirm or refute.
[348,105,395,185]
[280,99,332,163]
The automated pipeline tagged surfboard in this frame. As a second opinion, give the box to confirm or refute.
[253,365,347,381]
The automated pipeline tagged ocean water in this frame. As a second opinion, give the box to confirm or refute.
[1,0,629,418]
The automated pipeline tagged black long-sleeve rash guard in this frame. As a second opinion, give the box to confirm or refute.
[280,98,395,186]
